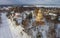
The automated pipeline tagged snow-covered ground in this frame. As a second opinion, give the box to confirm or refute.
[0,13,13,38]
[8,16,31,38]
[56,24,60,38]
[1,12,60,38]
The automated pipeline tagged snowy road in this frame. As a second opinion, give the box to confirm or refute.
[0,13,13,38]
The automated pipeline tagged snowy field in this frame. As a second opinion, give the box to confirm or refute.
[0,12,60,38]
[0,13,13,38]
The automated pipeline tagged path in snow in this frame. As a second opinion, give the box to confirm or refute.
[0,13,13,38]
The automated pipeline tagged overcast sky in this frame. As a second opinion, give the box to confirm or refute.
[0,0,60,5]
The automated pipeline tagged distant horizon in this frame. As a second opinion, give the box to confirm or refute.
[0,4,60,8]
[0,4,60,6]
